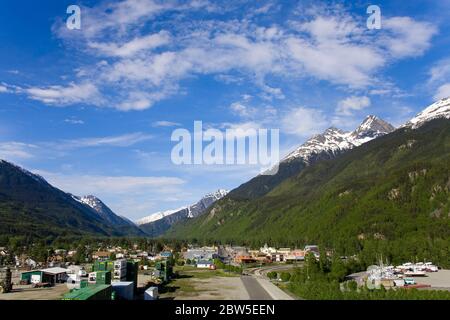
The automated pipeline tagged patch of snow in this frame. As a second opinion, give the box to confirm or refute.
[403,97,450,129]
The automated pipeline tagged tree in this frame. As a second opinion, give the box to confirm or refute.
[280,272,291,282]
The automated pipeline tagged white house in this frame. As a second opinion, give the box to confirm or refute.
[196,260,214,269]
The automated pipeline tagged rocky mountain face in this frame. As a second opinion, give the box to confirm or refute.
[283,115,395,163]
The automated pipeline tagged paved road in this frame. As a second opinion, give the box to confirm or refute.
[241,276,273,300]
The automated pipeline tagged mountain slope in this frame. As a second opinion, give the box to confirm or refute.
[0,161,142,238]
[166,100,450,264]
[228,116,394,200]
[137,190,228,237]
[74,195,146,236]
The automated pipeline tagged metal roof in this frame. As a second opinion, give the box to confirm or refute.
[40,267,68,275]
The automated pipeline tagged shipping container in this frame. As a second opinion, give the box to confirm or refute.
[96,271,112,285]
[126,261,138,293]
[63,284,112,300]
[20,270,42,283]
[111,281,134,300]
[144,287,158,300]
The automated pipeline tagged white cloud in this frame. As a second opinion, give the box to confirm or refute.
[152,121,181,127]
[0,85,8,93]
[382,17,437,58]
[0,142,37,161]
[434,83,450,100]
[230,102,255,118]
[37,172,185,194]
[428,59,450,101]
[220,121,263,138]
[57,132,152,149]
[34,170,186,219]
[281,107,328,137]
[428,59,450,84]
[336,96,371,116]
[286,16,385,88]
[88,31,171,57]
[64,118,85,125]
[36,3,437,111]
[24,82,102,106]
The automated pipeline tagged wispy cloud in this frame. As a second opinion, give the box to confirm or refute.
[23,82,102,106]
[34,170,186,219]
[0,142,38,161]
[336,96,371,116]
[64,118,85,125]
[17,1,435,111]
[56,132,153,149]
[281,107,328,137]
[428,59,450,100]
[381,17,437,59]
[152,120,181,127]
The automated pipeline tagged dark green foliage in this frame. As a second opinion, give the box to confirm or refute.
[228,158,307,200]
[167,119,450,267]
[267,271,278,280]
[289,256,450,300]
[213,259,242,274]
[0,160,144,238]
[280,272,291,282]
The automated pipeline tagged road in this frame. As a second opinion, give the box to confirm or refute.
[241,264,298,300]
[241,275,273,300]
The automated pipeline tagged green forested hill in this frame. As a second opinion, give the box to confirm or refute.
[0,160,143,238]
[166,119,450,266]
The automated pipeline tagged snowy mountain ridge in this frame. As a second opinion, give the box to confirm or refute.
[283,115,395,163]
[403,97,450,129]
[136,189,229,225]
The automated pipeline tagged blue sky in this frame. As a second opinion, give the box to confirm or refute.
[0,0,450,220]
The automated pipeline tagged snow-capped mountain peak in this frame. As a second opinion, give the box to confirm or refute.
[72,194,137,227]
[403,97,450,129]
[77,195,104,211]
[136,189,229,225]
[349,115,396,146]
[136,207,188,225]
[283,115,395,163]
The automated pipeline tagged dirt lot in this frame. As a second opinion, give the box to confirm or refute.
[0,284,70,300]
[160,268,249,300]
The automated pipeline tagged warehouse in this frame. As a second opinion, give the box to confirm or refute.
[21,267,68,284]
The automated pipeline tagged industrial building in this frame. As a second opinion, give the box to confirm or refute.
[20,267,68,285]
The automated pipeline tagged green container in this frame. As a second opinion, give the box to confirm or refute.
[96,271,111,285]
[63,284,112,300]
[93,261,109,272]
[20,271,42,282]
[106,261,114,271]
